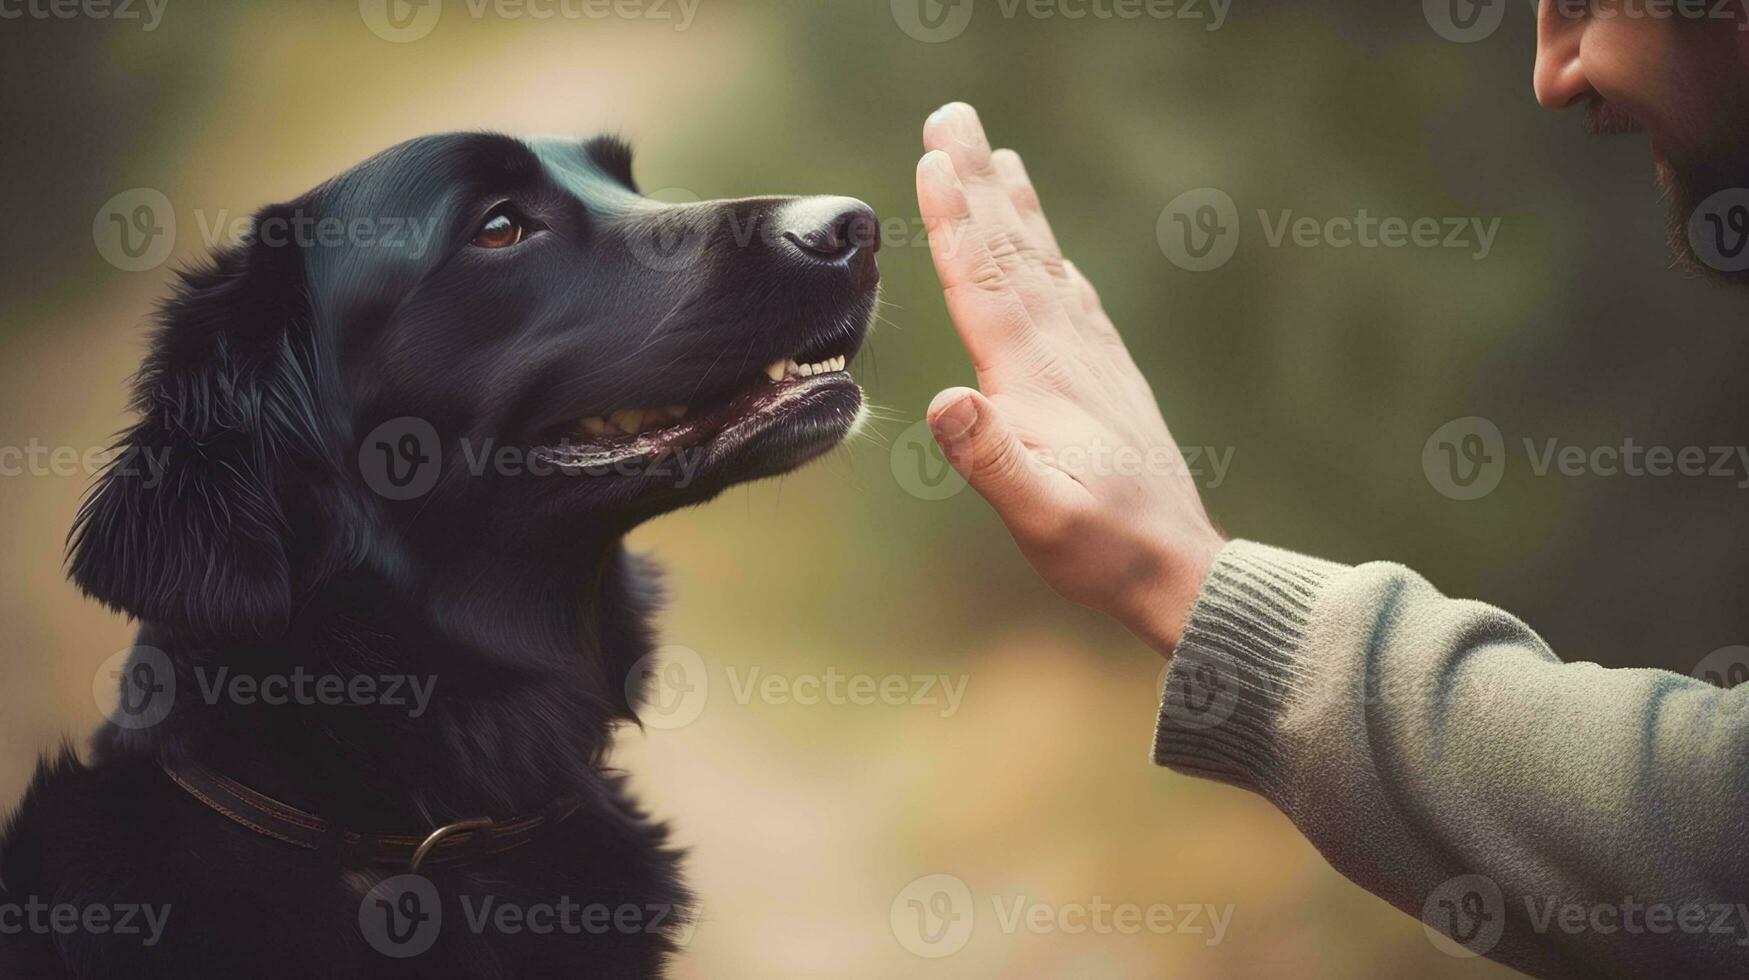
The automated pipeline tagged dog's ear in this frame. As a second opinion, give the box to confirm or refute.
[68,204,338,641]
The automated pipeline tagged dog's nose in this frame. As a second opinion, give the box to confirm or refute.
[775,196,881,264]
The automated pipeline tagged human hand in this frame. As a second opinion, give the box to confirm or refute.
[915,102,1225,655]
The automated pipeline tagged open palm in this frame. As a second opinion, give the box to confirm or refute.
[916,103,1224,653]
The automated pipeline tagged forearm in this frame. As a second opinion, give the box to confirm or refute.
[1154,541,1749,978]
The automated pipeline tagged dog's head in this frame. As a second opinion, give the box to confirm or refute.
[70,133,880,640]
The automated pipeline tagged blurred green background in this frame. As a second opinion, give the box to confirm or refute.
[5,1,1747,976]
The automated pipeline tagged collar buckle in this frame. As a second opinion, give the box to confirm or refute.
[409,817,496,873]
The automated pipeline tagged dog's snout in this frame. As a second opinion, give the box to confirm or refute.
[776,196,881,264]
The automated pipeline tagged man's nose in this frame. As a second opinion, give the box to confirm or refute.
[1533,1,1594,110]
[774,196,881,265]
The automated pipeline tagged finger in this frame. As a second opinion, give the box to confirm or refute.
[1063,259,1145,381]
[921,104,1074,335]
[1062,259,1100,314]
[993,147,1096,340]
[927,387,1069,530]
[923,104,1048,268]
[989,149,1063,263]
[922,101,999,184]
[918,150,1038,376]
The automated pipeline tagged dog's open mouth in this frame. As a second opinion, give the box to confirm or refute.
[528,348,862,476]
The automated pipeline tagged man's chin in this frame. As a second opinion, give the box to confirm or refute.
[1659,154,1749,286]
[1585,96,1749,283]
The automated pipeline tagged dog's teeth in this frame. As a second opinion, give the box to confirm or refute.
[580,416,608,436]
[609,409,645,434]
[770,354,847,383]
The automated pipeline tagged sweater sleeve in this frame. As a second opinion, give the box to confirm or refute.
[1153,540,1749,978]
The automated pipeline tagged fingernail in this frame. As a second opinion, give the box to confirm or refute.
[931,397,978,443]
[929,102,969,126]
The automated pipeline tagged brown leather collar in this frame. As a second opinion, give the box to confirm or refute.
[161,760,584,872]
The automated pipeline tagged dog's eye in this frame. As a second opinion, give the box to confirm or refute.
[472,205,528,249]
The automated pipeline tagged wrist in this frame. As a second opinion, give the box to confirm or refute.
[1123,531,1224,658]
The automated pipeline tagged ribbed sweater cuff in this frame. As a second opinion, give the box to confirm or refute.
[1152,540,1345,799]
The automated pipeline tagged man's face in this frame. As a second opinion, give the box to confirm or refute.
[1534,0,1749,278]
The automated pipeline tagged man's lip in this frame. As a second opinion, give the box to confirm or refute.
[1584,96,1648,138]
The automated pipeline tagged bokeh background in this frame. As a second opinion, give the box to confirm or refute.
[5,1,1748,976]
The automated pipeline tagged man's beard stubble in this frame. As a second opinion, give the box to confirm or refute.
[1595,94,1749,283]
[1660,154,1749,285]
[1584,97,1642,137]
[1587,96,1749,284]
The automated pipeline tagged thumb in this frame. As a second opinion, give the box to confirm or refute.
[927,387,1040,510]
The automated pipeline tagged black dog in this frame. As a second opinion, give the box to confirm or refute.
[0,132,879,978]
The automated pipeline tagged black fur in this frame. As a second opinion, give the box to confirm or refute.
[0,132,878,977]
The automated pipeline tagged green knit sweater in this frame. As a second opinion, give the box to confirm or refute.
[1154,541,1749,978]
